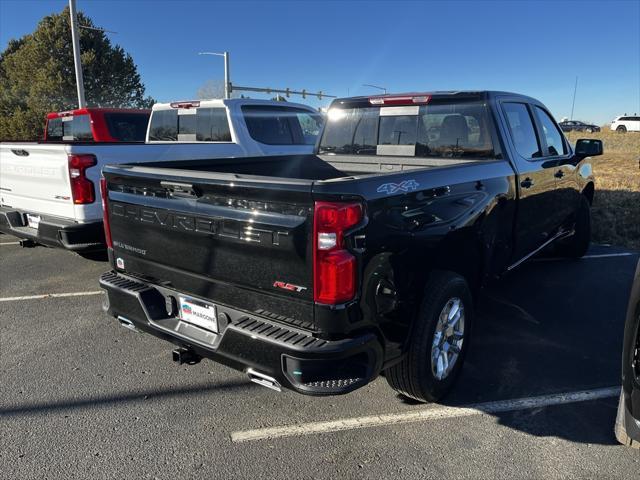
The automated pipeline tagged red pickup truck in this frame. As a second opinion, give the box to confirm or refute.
[43,108,150,143]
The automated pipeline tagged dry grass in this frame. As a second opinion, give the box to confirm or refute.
[565,130,640,250]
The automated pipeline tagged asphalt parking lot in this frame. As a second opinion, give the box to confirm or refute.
[1,234,639,479]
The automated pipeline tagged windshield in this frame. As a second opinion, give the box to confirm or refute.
[319,100,498,159]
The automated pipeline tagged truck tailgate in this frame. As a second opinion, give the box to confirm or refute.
[104,166,316,328]
[0,144,75,218]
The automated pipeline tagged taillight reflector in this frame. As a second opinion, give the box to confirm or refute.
[68,154,96,204]
[313,201,363,304]
[100,178,113,248]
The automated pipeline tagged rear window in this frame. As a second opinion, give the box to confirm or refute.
[242,106,324,145]
[319,100,498,159]
[46,114,93,141]
[147,107,232,142]
[104,113,149,142]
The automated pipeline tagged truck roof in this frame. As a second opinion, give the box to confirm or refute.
[151,98,319,112]
[47,108,150,119]
[331,90,538,106]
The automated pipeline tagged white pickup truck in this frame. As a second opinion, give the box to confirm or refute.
[0,99,323,257]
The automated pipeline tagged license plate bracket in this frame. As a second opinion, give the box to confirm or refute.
[178,296,218,333]
[25,214,41,230]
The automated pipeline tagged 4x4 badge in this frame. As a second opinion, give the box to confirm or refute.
[377,179,420,195]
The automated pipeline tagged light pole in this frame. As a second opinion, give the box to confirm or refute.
[198,51,230,99]
[362,83,387,94]
[69,0,86,107]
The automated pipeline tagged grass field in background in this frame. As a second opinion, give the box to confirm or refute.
[565,130,640,251]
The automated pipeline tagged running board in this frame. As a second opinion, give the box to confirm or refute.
[507,230,574,272]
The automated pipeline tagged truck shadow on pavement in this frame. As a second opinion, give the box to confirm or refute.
[0,379,258,418]
[438,251,639,446]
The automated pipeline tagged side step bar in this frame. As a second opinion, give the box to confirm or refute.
[507,229,574,272]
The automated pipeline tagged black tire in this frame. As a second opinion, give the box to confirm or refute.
[557,196,591,258]
[385,270,473,403]
[617,125,627,133]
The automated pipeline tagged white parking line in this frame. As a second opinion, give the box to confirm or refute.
[230,386,619,443]
[0,242,20,246]
[0,291,104,302]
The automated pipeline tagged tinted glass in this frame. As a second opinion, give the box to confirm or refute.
[242,106,323,145]
[379,114,418,145]
[104,113,149,142]
[148,108,231,142]
[502,103,541,159]
[534,106,567,156]
[319,100,497,159]
[148,109,178,140]
[48,114,94,141]
[296,112,323,145]
[196,108,232,141]
[46,118,63,141]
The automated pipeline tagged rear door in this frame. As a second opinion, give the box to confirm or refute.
[0,144,76,219]
[530,105,578,226]
[104,167,316,326]
[496,99,562,262]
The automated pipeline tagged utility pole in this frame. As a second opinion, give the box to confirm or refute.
[570,76,578,121]
[198,51,230,99]
[69,0,86,108]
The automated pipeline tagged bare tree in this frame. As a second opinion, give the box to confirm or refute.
[196,79,225,99]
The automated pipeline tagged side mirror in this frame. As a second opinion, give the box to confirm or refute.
[575,138,603,158]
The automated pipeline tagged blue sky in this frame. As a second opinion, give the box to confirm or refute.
[1,0,639,124]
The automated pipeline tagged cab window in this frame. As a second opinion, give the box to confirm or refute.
[533,106,567,156]
[502,103,542,159]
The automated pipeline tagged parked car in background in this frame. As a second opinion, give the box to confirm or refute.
[44,108,151,142]
[558,120,600,133]
[0,100,323,257]
[99,90,601,402]
[616,259,640,448]
[610,115,640,133]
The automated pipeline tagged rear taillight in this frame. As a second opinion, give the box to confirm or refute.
[313,201,363,304]
[100,178,113,248]
[68,154,96,204]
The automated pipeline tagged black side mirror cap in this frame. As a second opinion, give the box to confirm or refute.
[575,138,603,157]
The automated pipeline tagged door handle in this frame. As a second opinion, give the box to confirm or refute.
[554,170,565,179]
[520,178,534,189]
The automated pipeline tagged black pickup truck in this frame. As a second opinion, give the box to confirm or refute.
[99,91,602,402]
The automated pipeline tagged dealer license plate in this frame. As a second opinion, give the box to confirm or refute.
[26,214,41,229]
[178,296,218,333]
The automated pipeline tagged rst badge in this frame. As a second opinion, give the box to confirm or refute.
[273,281,307,293]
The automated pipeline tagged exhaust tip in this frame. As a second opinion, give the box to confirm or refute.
[247,368,281,392]
[117,316,139,332]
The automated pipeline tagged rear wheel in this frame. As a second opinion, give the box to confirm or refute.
[586,127,593,133]
[385,271,473,403]
[617,125,627,133]
[557,196,591,258]
[615,391,640,448]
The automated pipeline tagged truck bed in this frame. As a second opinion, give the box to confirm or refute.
[127,154,480,182]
